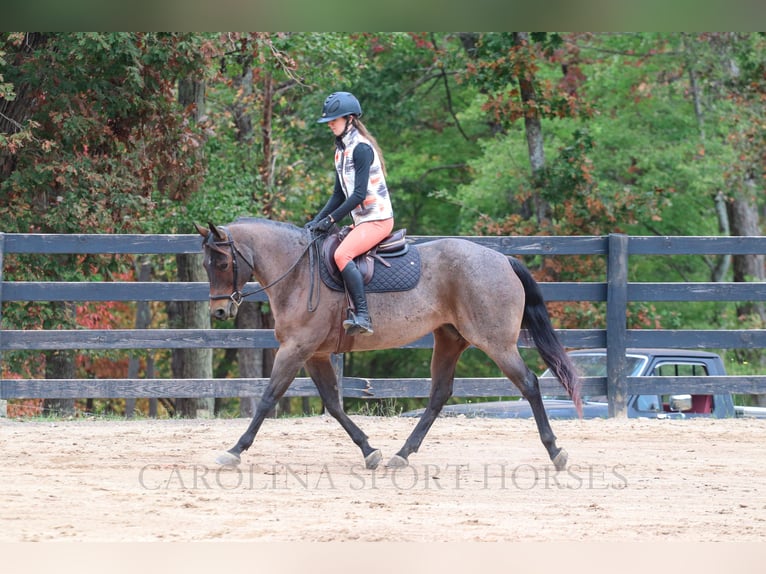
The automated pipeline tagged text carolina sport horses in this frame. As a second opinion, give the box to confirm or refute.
[196,218,581,471]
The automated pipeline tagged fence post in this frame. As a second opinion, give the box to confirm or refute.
[0,232,6,417]
[606,233,628,418]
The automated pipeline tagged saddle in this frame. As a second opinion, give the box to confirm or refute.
[321,226,410,286]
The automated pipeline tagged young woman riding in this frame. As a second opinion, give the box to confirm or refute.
[306,91,394,336]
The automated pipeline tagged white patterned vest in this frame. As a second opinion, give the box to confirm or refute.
[335,127,393,225]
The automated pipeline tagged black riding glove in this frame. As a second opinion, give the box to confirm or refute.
[313,215,334,233]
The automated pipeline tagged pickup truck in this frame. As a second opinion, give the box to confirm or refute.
[403,348,766,420]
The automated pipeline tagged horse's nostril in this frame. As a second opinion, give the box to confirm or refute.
[213,308,227,320]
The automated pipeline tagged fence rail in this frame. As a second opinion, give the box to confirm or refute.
[2,231,765,417]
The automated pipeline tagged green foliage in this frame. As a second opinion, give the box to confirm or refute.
[1,33,210,238]
[347,33,486,234]
[0,32,212,348]
[3,32,766,404]
[160,32,378,231]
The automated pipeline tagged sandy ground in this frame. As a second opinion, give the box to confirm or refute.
[1,414,765,542]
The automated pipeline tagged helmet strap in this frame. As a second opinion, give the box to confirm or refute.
[341,115,354,138]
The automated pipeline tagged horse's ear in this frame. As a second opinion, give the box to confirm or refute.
[194,222,209,238]
[208,222,227,241]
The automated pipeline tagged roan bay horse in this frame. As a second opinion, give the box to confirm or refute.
[196,218,581,471]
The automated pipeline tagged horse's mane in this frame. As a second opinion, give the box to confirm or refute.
[232,217,299,232]
[230,217,306,243]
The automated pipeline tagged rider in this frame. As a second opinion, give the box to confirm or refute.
[306,91,394,336]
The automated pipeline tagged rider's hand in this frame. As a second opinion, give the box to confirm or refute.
[314,215,334,233]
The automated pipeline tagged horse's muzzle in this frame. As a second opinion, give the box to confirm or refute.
[210,301,236,321]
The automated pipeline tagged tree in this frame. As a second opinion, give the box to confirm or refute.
[710,34,765,317]
[0,33,211,414]
[454,33,593,228]
[702,33,766,393]
[170,74,212,418]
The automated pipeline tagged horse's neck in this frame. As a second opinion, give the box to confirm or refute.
[234,221,306,288]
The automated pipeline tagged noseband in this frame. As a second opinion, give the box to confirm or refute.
[206,226,322,311]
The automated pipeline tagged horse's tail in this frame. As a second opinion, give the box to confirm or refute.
[508,257,582,417]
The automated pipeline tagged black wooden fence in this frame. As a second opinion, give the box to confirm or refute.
[1,231,765,417]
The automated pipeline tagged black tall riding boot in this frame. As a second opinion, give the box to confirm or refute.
[341,261,373,336]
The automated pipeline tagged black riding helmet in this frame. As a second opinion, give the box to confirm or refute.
[317,91,362,123]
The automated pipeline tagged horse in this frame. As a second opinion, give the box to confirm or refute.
[196,218,581,471]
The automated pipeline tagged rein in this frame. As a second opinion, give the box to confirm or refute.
[208,227,323,312]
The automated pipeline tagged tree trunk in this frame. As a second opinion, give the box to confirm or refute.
[125,257,153,418]
[728,195,765,320]
[682,33,706,142]
[169,252,213,418]
[41,298,77,416]
[230,50,254,144]
[42,348,76,417]
[169,76,211,418]
[235,301,264,417]
[258,70,275,216]
[0,33,48,179]
[178,78,205,121]
[727,193,766,406]
[512,32,551,225]
[711,191,732,283]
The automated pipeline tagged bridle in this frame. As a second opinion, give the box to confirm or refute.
[206,226,322,311]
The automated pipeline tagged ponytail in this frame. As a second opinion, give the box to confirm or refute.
[352,117,387,177]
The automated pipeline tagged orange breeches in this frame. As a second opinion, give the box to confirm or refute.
[334,218,395,272]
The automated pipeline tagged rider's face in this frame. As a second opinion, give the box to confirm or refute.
[327,116,349,137]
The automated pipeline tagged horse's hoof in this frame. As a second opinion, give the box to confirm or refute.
[365,449,383,470]
[552,449,568,471]
[216,451,241,467]
[385,455,409,468]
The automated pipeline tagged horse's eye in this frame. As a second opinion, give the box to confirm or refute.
[216,261,229,271]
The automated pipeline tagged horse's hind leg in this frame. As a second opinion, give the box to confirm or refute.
[305,355,382,469]
[388,325,469,468]
[493,348,568,470]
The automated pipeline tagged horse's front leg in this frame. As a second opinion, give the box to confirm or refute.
[216,343,307,466]
[305,355,382,469]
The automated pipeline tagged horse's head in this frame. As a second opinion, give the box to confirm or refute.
[195,222,253,321]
